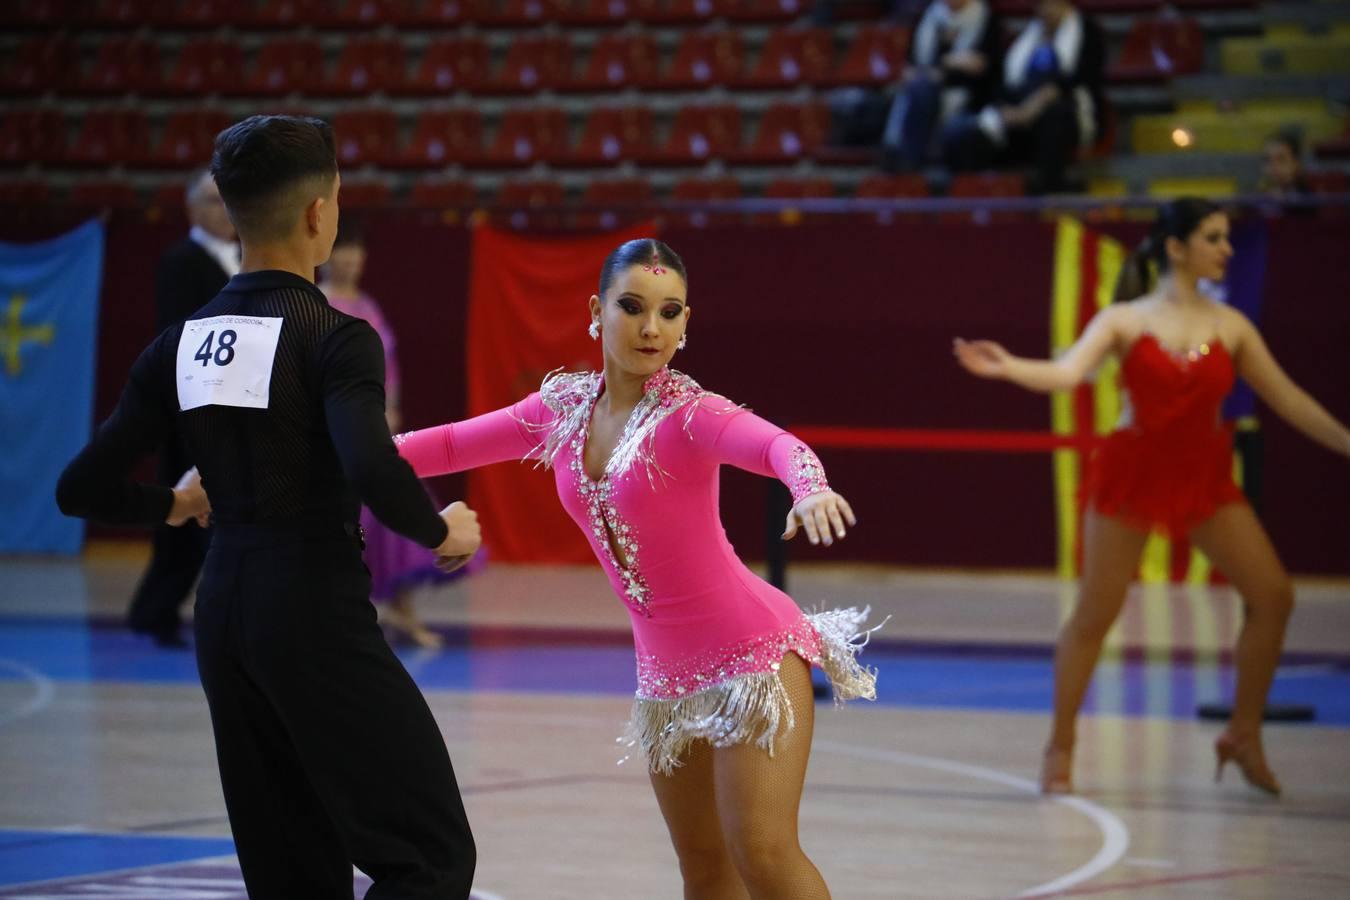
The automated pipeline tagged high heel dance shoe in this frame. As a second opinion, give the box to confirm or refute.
[1214,732,1281,796]
[1040,746,1074,795]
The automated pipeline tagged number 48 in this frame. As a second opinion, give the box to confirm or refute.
[194,329,238,367]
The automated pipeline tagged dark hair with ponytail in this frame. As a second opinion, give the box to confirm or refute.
[598,238,687,297]
[1113,197,1223,303]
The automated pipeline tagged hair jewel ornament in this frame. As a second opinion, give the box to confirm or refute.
[642,253,667,276]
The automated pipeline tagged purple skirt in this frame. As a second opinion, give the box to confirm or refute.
[359,506,481,602]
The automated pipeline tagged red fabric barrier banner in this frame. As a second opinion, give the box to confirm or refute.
[465,223,656,562]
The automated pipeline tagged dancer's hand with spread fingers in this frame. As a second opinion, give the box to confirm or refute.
[783,490,856,547]
[952,337,1013,380]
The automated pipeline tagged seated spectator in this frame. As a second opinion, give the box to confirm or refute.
[883,0,1001,172]
[1259,131,1311,199]
[941,0,1104,193]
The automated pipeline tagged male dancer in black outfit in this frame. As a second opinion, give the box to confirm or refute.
[57,116,479,898]
[127,170,239,647]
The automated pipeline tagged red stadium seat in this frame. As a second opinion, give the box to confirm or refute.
[152,182,187,210]
[399,37,490,95]
[1109,17,1204,83]
[669,175,742,226]
[0,181,51,207]
[168,0,252,28]
[826,25,911,87]
[577,177,654,229]
[392,110,483,169]
[144,109,232,169]
[724,0,808,22]
[565,33,660,92]
[338,180,393,208]
[241,39,325,96]
[754,176,834,224]
[68,180,140,209]
[408,179,478,208]
[391,0,471,25]
[732,102,829,165]
[661,30,744,90]
[855,173,930,223]
[633,0,726,24]
[0,0,73,29]
[159,39,245,96]
[75,37,162,96]
[642,104,741,165]
[78,0,173,28]
[319,38,407,96]
[484,35,573,94]
[736,27,833,89]
[565,107,656,167]
[0,109,66,166]
[332,109,400,167]
[243,0,322,29]
[555,0,640,25]
[945,172,1026,223]
[314,0,401,28]
[494,178,566,229]
[0,36,76,96]
[65,109,150,167]
[471,0,561,27]
[476,108,570,168]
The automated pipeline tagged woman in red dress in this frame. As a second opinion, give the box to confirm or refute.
[955,198,1350,795]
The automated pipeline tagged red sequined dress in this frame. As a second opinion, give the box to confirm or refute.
[1086,333,1247,536]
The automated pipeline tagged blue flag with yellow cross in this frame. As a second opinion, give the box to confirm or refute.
[0,220,104,553]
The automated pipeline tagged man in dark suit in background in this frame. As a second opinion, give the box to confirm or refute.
[126,169,240,647]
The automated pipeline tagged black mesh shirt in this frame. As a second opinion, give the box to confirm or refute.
[57,270,449,549]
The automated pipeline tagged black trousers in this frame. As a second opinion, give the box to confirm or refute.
[195,524,475,899]
[127,442,209,638]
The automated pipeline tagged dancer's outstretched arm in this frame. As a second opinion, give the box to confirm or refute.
[953,304,1128,393]
[396,393,553,477]
[1226,308,1350,458]
[686,396,856,547]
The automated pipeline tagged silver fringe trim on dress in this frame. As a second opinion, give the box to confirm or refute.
[523,367,740,487]
[621,607,882,775]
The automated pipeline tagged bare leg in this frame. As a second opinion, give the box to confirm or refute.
[385,592,443,650]
[1188,502,1293,794]
[1045,509,1149,791]
[649,740,750,900]
[713,654,829,900]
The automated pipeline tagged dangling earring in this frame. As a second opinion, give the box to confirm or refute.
[588,321,600,340]
[677,334,688,350]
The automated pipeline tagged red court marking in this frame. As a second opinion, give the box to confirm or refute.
[1032,863,1289,896]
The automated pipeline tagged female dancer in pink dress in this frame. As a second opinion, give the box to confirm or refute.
[955,198,1350,796]
[320,222,458,648]
[396,239,876,899]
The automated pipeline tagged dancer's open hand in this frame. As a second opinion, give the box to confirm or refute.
[783,491,855,547]
[436,500,481,559]
[166,467,210,527]
[953,338,1011,379]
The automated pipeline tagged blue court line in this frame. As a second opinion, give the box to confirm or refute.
[0,830,236,886]
[2,621,1349,726]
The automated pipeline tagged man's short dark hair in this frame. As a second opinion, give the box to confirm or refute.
[210,115,337,242]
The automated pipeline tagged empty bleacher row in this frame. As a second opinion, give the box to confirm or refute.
[1,0,1347,213]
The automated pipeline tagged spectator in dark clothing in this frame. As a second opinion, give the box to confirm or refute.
[1260,131,1311,199]
[941,0,1105,193]
[882,0,1002,171]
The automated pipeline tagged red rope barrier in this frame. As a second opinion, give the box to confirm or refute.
[791,427,1105,453]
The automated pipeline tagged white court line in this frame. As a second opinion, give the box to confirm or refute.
[813,739,1131,899]
[0,657,55,728]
